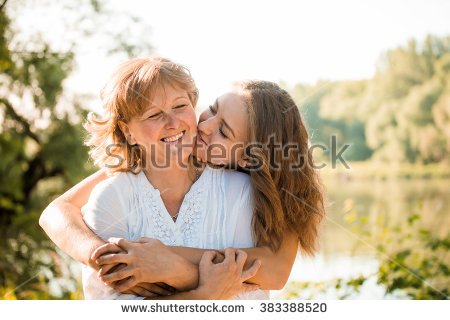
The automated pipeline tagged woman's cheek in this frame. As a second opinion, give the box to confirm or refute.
[209,140,230,165]
[186,110,198,129]
[137,122,154,136]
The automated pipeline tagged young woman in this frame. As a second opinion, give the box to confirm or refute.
[39,58,325,299]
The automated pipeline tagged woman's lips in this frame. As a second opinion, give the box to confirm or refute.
[161,130,185,145]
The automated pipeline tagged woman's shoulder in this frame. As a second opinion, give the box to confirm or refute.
[203,166,252,204]
[205,166,251,188]
[223,170,251,192]
[90,170,142,201]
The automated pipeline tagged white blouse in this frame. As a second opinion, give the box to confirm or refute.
[81,166,269,300]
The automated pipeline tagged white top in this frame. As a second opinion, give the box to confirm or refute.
[81,166,269,300]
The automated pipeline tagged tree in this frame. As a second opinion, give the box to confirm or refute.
[291,35,450,164]
[289,81,373,162]
[366,36,450,163]
[0,0,152,299]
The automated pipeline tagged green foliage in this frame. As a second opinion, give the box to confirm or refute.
[283,208,450,300]
[0,0,152,299]
[291,81,373,162]
[0,9,12,73]
[373,212,450,299]
[290,35,450,164]
[0,4,87,299]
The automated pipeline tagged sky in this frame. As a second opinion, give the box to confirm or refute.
[24,0,450,111]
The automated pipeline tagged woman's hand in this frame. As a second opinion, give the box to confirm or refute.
[123,282,176,297]
[93,237,197,292]
[195,248,261,300]
[93,237,170,288]
[91,241,127,274]
[95,256,177,297]
[89,242,124,271]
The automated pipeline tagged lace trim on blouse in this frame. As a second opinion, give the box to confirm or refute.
[131,171,206,246]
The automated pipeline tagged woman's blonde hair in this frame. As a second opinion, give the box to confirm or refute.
[238,80,325,255]
[84,57,199,173]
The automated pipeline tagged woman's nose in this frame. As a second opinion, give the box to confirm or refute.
[164,112,180,129]
[198,117,214,136]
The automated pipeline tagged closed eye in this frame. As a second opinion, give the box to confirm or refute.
[174,104,188,110]
[219,127,228,139]
[147,112,163,119]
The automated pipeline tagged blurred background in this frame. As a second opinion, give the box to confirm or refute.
[0,0,449,299]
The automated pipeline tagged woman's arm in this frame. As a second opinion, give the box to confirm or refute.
[39,170,198,292]
[150,249,261,300]
[171,231,298,290]
[96,237,200,292]
[96,231,298,291]
[39,170,108,268]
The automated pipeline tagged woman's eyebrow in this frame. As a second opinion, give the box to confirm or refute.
[217,100,236,138]
[172,96,190,103]
[143,105,162,115]
[139,105,164,120]
[145,95,188,113]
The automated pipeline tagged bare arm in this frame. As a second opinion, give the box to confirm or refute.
[39,170,108,267]
[145,249,261,300]
[170,231,298,290]
[39,170,197,291]
[97,231,298,292]
[93,237,201,292]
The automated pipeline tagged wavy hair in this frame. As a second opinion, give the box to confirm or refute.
[238,80,325,255]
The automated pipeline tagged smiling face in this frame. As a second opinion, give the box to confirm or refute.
[119,84,197,168]
[195,89,249,167]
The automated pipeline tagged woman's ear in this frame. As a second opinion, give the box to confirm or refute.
[118,121,137,145]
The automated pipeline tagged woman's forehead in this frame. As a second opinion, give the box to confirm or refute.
[140,84,190,112]
[151,83,189,103]
[216,92,248,139]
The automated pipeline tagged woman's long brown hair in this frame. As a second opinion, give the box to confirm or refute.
[240,80,325,256]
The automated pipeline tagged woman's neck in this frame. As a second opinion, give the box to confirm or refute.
[144,162,192,193]
[143,161,198,215]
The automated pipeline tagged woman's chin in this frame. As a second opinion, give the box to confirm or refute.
[196,155,207,164]
[192,148,205,162]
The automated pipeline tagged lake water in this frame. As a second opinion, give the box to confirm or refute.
[273,177,450,299]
